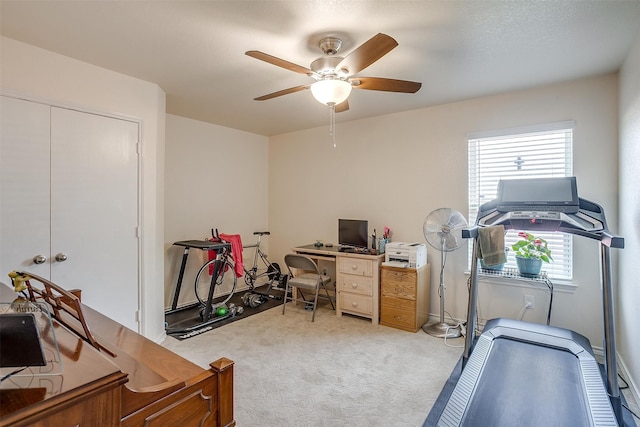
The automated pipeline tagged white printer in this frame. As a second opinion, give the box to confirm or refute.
[383,242,427,269]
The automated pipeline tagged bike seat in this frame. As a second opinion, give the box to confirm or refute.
[253,231,270,236]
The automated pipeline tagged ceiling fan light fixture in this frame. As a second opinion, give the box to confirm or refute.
[310,79,352,106]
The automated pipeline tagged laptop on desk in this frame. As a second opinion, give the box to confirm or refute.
[496,177,580,214]
[0,313,47,368]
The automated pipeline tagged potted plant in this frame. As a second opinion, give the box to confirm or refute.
[511,232,552,276]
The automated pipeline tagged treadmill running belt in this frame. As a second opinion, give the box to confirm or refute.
[437,318,617,427]
[464,339,589,426]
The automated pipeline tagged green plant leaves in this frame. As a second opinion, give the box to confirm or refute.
[511,233,553,263]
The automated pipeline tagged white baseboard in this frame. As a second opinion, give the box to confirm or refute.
[616,352,640,410]
[156,331,168,344]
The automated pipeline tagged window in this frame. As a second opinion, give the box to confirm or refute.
[468,121,574,281]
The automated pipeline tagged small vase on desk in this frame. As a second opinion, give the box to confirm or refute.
[516,256,542,277]
[378,238,388,254]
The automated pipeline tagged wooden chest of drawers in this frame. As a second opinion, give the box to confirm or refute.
[380,264,430,332]
[336,253,383,324]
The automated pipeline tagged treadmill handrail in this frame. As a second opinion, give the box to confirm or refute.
[600,230,624,249]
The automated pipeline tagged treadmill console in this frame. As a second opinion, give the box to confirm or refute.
[477,177,605,235]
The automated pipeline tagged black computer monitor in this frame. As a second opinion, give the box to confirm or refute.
[338,219,368,249]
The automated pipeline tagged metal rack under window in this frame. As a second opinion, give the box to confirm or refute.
[477,266,553,325]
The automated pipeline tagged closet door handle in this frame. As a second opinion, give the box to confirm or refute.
[55,253,68,262]
[33,255,47,264]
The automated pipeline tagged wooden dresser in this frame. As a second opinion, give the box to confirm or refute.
[380,264,430,332]
[336,253,384,324]
[0,276,235,427]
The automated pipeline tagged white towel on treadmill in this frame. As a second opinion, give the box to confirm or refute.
[478,225,507,266]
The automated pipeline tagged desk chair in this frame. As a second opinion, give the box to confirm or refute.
[283,254,335,322]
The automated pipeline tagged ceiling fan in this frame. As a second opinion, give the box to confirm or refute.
[245,33,422,112]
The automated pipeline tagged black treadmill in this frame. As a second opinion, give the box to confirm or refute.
[435,177,625,426]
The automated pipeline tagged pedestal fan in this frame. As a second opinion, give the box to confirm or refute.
[422,208,468,338]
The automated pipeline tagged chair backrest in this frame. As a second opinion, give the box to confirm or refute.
[284,254,320,276]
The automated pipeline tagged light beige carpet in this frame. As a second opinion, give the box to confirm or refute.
[162,302,464,426]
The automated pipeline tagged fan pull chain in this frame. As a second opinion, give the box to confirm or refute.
[329,103,337,148]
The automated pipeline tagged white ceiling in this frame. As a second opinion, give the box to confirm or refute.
[1,1,639,136]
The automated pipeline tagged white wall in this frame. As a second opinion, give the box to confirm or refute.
[164,114,269,307]
[0,36,167,341]
[619,26,640,405]
[269,74,619,348]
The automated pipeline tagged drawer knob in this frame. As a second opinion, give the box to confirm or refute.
[351,302,358,307]
[351,283,358,289]
[351,264,358,270]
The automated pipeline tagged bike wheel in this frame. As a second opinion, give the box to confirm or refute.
[194,258,237,310]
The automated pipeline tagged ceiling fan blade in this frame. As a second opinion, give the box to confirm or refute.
[245,50,317,76]
[336,33,398,75]
[254,84,310,101]
[335,99,349,113]
[352,77,422,93]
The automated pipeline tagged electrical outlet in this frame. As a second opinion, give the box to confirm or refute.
[322,268,328,276]
[524,294,535,308]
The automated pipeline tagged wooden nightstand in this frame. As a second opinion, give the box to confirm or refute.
[380,264,430,332]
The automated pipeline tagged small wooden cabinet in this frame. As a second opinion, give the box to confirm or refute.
[336,253,384,324]
[380,264,430,332]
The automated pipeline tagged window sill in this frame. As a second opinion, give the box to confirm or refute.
[465,268,577,293]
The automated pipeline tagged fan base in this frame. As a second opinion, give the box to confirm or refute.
[422,321,461,339]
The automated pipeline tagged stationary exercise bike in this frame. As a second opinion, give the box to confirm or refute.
[211,229,286,308]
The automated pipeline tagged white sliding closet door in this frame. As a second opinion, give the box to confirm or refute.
[0,96,140,331]
[50,107,139,329]
[0,97,51,279]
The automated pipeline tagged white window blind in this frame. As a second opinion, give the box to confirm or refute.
[468,122,574,280]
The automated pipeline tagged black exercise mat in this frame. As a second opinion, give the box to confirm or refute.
[165,285,286,340]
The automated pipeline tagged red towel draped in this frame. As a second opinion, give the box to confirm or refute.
[218,233,244,278]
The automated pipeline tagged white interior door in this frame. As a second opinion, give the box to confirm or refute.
[51,107,139,330]
[0,96,51,279]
